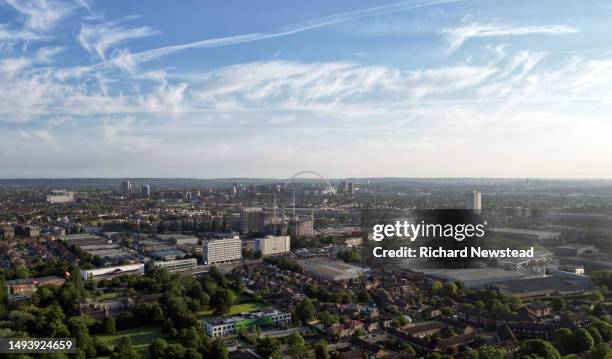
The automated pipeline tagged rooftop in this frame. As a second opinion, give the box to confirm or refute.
[203,310,288,326]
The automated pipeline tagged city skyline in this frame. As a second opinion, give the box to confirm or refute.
[2,0,612,178]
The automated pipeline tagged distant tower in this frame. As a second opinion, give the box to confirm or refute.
[121,180,131,198]
[143,184,151,198]
[466,191,482,213]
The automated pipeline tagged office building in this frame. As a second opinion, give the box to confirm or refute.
[289,218,314,237]
[80,264,145,281]
[202,236,242,265]
[142,184,151,198]
[18,225,40,238]
[240,207,265,233]
[153,258,198,272]
[121,180,131,198]
[203,310,291,337]
[0,225,15,240]
[46,190,75,204]
[255,235,290,256]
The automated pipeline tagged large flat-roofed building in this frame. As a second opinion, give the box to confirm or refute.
[421,268,530,288]
[47,190,75,204]
[149,249,187,260]
[203,310,291,337]
[80,263,145,281]
[489,228,561,243]
[153,258,198,272]
[5,276,65,299]
[202,236,242,265]
[491,273,592,298]
[255,235,290,256]
[298,258,369,281]
[61,233,110,246]
[553,244,596,257]
[156,233,199,245]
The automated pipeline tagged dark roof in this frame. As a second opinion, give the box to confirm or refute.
[492,276,591,295]
[405,322,446,336]
[438,317,473,329]
[437,334,475,350]
[497,324,517,342]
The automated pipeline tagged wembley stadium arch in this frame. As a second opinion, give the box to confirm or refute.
[282,170,335,194]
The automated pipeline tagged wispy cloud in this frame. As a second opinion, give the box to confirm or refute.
[0,23,44,43]
[441,19,578,53]
[78,20,158,60]
[3,0,79,32]
[106,0,457,71]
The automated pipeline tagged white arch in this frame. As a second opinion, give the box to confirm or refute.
[283,170,335,193]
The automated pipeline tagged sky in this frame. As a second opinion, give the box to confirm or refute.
[1,0,612,179]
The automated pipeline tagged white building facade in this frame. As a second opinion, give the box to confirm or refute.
[202,236,242,265]
[255,235,290,256]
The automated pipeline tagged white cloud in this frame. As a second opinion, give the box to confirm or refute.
[441,19,578,53]
[0,23,44,42]
[78,20,158,60]
[4,0,77,32]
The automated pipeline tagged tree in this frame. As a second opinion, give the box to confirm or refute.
[163,343,187,359]
[518,339,561,359]
[102,316,116,335]
[295,297,315,323]
[431,280,443,293]
[314,340,329,359]
[69,316,95,357]
[589,343,612,359]
[553,328,573,354]
[288,332,307,359]
[590,291,604,303]
[209,339,229,359]
[552,297,566,312]
[572,328,595,353]
[358,288,371,303]
[186,348,203,359]
[472,345,506,359]
[256,337,280,359]
[441,282,458,297]
[591,319,612,342]
[210,289,235,315]
[110,337,139,359]
[149,338,168,359]
[588,326,604,346]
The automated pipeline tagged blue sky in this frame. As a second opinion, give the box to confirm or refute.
[1,0,612,178]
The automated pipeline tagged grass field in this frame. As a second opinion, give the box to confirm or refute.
[99,325,165,358]
[196,301,268,318]
[93,291,122,301]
